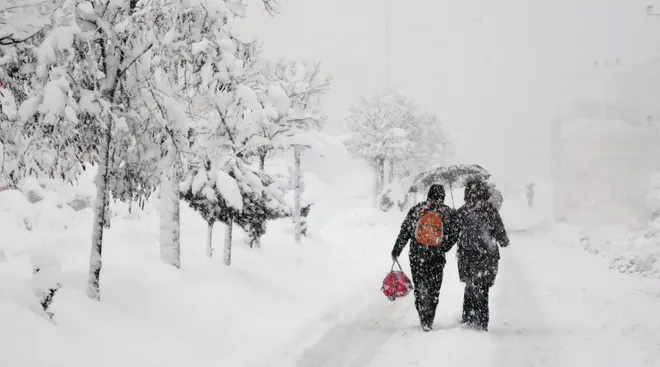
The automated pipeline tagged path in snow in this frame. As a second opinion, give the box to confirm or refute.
[284,226,660,367]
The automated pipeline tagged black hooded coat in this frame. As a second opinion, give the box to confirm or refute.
[391,184,455,327]
[445,180,509,286]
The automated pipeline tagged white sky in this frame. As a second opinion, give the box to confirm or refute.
[236,0,660,181]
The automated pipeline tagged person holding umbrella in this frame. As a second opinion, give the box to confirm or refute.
[445,179,509,331]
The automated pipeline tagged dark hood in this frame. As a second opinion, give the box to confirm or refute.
[464,179,490,205]
[427,184,445,203]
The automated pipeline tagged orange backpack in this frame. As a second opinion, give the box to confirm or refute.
[415,205,446,246]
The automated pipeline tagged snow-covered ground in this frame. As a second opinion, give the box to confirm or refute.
[287,224,660,367]
[0,151,395,367]
[2,168,660,366]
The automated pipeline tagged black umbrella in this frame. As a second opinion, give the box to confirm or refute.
[410,164,491,207]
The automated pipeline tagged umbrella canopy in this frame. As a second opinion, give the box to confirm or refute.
[411,164,491,190]
[410,164,491,207]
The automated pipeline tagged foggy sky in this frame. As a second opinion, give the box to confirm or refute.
[237,0,659,181]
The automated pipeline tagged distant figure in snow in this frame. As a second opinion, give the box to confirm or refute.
[391,184,455,332]
[526,182,536,207]
[445,179,509,332]
[487,183,503,211]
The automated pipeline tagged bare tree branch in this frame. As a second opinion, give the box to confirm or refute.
[261,0,280,16]
[0,28,43,46]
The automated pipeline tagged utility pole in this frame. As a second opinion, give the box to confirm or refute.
[292,144,309,243]
[383,0,395,187]
[294,145,302,244]
[384,0,390,88]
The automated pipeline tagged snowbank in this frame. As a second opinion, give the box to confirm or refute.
[0,154,393,367]
[579,222,660,278]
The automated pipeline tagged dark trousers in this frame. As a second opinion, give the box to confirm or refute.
[462,282,490,330]
[410,248,445,327]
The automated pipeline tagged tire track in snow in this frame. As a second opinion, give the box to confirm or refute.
[492,231,573,366]
[249,277,406,367]
[491,234,547,366]
[294,296,408,367]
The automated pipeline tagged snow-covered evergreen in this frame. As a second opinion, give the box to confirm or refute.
[180,158,291,260]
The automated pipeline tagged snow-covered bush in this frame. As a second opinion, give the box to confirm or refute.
[180,159,291,261]
[377,177,414,212]
[581,225,660,278]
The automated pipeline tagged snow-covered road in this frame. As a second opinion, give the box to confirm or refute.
[285,226,660,367]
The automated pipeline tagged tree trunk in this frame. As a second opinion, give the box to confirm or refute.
[294,146,302,243]
[373,156,385,208]
[248,227,262,249]
[159,147,181,269]
[378,157,385,190]
[248,229,261,248]
[223,219,233,266]
[87,123,112,301]
[206,221,213,258]
[372,158,379,208]
[258,148,267,173]
[388,158,395,183]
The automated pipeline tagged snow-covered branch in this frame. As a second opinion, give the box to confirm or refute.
[0,0,51,46]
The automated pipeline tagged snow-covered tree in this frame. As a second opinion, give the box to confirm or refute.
[251,60,331,171]
[402,112,453,176]
[0,22,82,187]
[0,0,281,300]
[173,12,312,254]
[345,91,416,204]
[345,91,452,207]
[122,0,279,267]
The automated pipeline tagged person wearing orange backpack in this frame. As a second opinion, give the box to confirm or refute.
[391,184,455,332]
